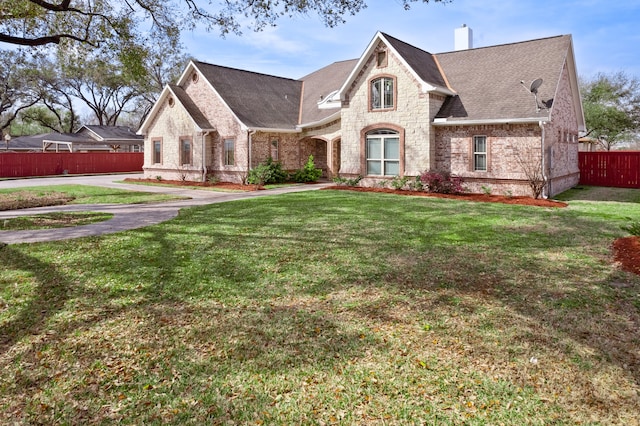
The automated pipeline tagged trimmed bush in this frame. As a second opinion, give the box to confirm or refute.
[420,171,465,194]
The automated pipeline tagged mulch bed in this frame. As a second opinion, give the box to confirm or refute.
[613,236,640,276]
[322,185,568,208]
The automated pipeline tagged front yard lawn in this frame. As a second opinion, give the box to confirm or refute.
[1,188,639,424]
[0,184,188,211]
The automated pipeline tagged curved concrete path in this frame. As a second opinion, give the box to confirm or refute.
[0,174,331,244]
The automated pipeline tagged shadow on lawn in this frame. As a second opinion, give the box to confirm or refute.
[0,244,73,353]
[1,190,639,422]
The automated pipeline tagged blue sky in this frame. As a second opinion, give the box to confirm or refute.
[182,0,640,80]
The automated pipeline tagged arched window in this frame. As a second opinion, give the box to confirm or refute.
[370,77,394,110]
[366,129,400,176]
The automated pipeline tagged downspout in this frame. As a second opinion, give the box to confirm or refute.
[201,131,211,182]
[539,120,548,199]
[247,130,256,181]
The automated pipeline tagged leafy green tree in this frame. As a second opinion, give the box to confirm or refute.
[581,72,640,150]
[0,1,450,48]
[0,50,41,135]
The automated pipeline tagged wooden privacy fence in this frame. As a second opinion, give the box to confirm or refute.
[0,152,144,178]
[579,151,640,188]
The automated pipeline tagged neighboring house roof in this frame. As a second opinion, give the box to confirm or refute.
[77,125,143,143]
[299,59,358,126]
[193,61,303,130]
[435,35,584,129]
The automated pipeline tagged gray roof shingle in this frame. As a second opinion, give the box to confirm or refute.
[435,35,572,121]
[194,62,302,130]
[381,33,448,89]
[299,59,358,125]
[79,125,143,141]
[169,84,215,131]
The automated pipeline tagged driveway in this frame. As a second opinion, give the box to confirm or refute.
[0,174,331,244]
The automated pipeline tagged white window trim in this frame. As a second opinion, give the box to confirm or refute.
[473,135,487,172]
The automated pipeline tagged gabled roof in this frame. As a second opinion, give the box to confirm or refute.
[77,125,142,142]
[168,84,216,130]
[434,35,584,127]
[381,33,449,89]
[138,84,215,134]
[338,31,455,101]
[192,61,302,130]
[299,59,358,126]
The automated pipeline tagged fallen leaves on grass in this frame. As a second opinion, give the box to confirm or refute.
[0,191,74,211]
[1,212,113,230]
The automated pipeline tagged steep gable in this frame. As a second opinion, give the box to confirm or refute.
[435,35,574,122]
[193,62,302,130]
[381,33,449,90]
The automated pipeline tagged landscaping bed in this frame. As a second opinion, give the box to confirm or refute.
[323,185,568,208]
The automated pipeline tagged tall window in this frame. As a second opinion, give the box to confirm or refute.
[224,138,235,166]
[366,129,400,176]
[152,139,162,164]
[371,77,394,110]
[473,136,487,171]
[271,140,279,161]
[180,138,192,165]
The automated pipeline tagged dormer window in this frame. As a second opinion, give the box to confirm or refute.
[371,77,395,110]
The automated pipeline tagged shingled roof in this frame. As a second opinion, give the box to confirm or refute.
[194,62,302,130]
[168,84,215,131]
[381,33,448,89]
[299,59,358,125]
[79,125,143,142]
[434,35,573,122]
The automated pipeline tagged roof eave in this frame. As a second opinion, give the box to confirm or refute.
[247,127,302,134]
[432,117,550,126]
[298,111,341,130]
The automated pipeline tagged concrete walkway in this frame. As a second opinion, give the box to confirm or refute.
[0,174,331,244]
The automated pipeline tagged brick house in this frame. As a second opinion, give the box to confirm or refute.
[138,30,585,197]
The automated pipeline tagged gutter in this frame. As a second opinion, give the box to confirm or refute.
[433,117,549,126]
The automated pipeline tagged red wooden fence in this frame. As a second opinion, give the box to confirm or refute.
[0,152,144,178]
[578,151,640,188]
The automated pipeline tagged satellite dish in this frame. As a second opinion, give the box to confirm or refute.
[529,78,543,94]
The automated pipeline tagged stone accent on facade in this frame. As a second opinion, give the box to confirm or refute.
[340,43,438,177]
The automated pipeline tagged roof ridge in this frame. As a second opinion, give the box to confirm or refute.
[193,60,298,82]
[436,34,570,55]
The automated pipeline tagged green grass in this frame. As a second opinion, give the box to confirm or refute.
[0,184,188,209]
[1,187,639,424]
[0,212,113,230]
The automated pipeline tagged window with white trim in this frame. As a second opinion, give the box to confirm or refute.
[371,77,394,110]
[224,139,235,166]
[473,136,487,171]
[366,129,400,176]
[271,140,279,161]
